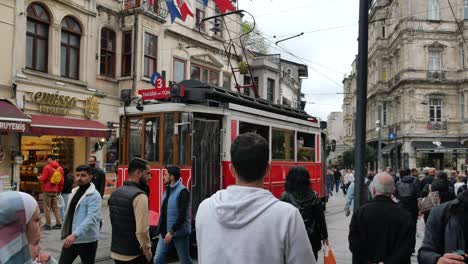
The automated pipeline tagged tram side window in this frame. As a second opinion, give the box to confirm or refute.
[297,132,316,162]
[239,122,269,141]
[272,129,294,161]
[144,117,160,162]
[129,117,143,160]
[164,113,175,164]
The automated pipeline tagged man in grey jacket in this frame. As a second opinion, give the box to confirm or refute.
[195,133,316,264]
[418,189,468,264]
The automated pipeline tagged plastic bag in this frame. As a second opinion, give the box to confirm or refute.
[56,194,64,208]
[323,244,336,264]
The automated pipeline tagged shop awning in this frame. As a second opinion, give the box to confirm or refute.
[28,114,108,137]
[413,141,468,153]
[0,99,30,133]
[381,144,395,154]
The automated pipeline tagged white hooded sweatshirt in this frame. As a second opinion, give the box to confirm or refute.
[196,185,316,264]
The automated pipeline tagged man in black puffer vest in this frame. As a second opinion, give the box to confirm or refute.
[109,158,152,264]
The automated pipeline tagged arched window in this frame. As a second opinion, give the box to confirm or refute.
[26,3,50,72]
[61,16,81,80]
[100,28,116,77]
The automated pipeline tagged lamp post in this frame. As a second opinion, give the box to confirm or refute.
[376,119,382,172]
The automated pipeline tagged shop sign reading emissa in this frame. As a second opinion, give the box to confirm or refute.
[138,73,171,101]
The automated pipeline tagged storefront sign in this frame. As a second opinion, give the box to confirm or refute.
[85,96,100,120]
[138,73,171,100]
[32,92,78,116]
[0,121,27,133]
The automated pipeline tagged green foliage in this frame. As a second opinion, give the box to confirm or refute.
[342,145,377,168]
[241,21,270,54]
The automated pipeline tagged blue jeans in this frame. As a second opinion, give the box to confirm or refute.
[154,235,192,264]
[335,180,340,193]
[327,179,333,196]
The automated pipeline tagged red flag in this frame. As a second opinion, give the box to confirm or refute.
[150,0,154,6]
[177,0,194,21]
[213,0,235,14]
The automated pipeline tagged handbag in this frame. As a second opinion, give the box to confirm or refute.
[323,244,336,264]
[418,185,440,213]
[57,194,64,208]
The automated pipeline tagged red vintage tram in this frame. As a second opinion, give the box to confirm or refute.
[117,80,328,230]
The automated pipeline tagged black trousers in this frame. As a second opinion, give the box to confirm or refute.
[113,255,148,264]
[58,241,98,264]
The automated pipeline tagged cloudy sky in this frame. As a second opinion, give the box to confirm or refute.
[238,0,360,120]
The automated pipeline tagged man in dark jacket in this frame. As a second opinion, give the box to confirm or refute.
[418,189,468,264]
[154,166,192,264]
[89,156,106,197]
[333,168,342,194]
[349,172,414,264]
[395,168,421,253]
[109,158,153,263]
[421,168,436,191]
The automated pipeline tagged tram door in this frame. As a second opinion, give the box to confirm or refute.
[191,118,221,218]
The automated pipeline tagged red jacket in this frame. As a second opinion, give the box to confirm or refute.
[39,161,64,193]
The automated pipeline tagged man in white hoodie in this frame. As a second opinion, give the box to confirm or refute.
[195,133,316,264]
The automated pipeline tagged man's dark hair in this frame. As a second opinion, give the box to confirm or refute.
[128,158,149,176]
[400,168,411,177]
[230,133,269,182]
[285,166,311,194]
[165,165,181,181]
[90,155,97,162]
[76,165,91,175]
[48,154,56,160]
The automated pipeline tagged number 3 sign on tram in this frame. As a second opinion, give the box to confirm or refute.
[138,72,171,100]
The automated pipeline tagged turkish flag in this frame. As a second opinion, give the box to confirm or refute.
[213,0,235,14]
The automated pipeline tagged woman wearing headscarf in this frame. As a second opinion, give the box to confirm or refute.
[0,191,56,264]
[421,172,456,223]
[280,166,328,260]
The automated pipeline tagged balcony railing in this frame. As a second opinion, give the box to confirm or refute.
[118,0,168,19]
[427,120,448,130]
[427,71,447,81]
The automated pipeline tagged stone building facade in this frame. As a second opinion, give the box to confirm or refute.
[345,0,468,171]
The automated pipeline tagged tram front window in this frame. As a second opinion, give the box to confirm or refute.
[272,129,294,161]
[145,117,160,162]
[297,132,316,162]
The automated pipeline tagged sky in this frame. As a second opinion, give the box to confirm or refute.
[238,0,360,120]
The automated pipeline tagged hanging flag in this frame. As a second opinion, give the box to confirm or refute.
[202,0,209,6]
[166,0,182,23]
[177,0,194,21]
[150,0,154,6]
[213,0,235,14]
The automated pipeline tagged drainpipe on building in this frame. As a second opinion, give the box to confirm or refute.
[132,12,139,95]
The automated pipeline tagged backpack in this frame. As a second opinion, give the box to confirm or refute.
[457,184,467,196]
[50,168,62,185]
[283,192,320,239]
[397,180,416,200]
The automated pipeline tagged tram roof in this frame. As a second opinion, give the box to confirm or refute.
[175,80,318,122]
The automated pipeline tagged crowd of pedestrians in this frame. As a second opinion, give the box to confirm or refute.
[5,133,468,264]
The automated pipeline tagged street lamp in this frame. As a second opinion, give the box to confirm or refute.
[376,119,382,172]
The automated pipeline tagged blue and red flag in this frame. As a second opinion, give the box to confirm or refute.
[177,0,194,21]
[202,0,209,6]
[166,0,182,23]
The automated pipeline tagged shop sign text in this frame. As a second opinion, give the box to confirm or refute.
[0,121,27,132]
[32,92,78,116]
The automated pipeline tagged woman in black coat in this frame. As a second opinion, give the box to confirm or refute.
[280,166,328,260]
[421,172,456,223]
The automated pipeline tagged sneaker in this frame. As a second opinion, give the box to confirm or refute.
[42,224,52,230]
[52,224,62,230]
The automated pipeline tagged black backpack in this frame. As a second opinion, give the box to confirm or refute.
[397,180,416,200]
[283,192,320,239]
[457,184,467,196]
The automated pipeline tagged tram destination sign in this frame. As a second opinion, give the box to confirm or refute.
[138,73,171,101]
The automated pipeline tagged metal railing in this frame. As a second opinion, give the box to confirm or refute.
[117,0,168,19]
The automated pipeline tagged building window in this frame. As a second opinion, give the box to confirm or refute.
[461,93,465,120]
[428,50,442,72]
[61,16,81,80]
[430,98,442,122]
[173,58,186,83]
[243,75,251,95]
[26,3,50,72]
[465,0,468,19]
[196,1,205,31]
[381,26,386,38]
[222,73,231,89]
[267,78,275,102]
[428,0,440,20]
[461,46,466,69]
[382,102,388,126]
[381,63,388,81]
[213,8,223,38]
[144,32,157,77]
[121,30,132,77]
[100,28,116,77]
[190,64,219,86]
